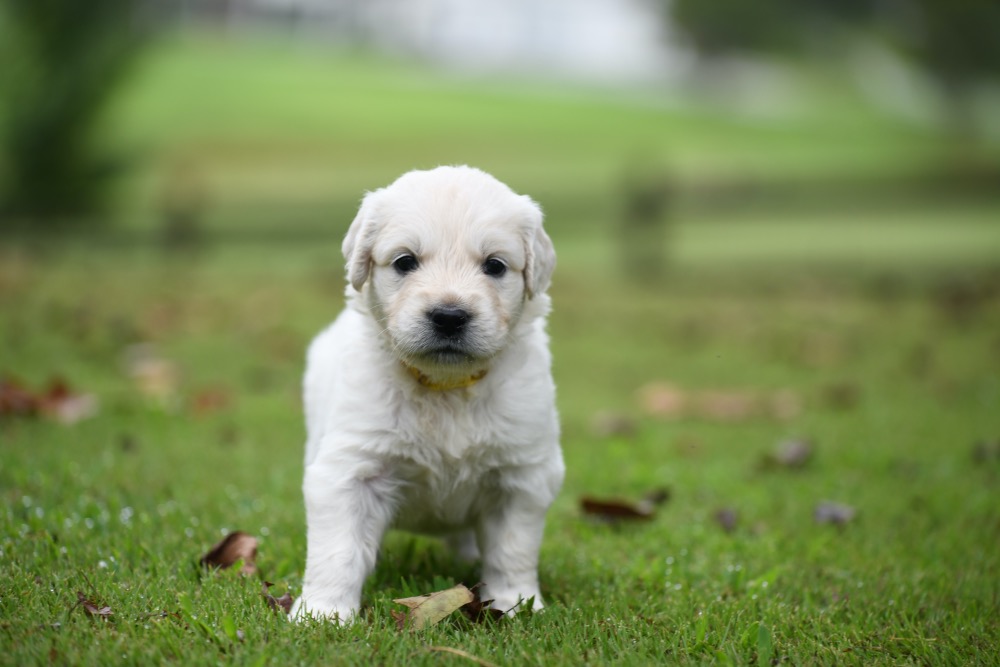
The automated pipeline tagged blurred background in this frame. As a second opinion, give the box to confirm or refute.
[2,0,998,240]
[1,0,999,422]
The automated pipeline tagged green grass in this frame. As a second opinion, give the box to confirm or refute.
[3,236,998,665]
[3,34,1000,666]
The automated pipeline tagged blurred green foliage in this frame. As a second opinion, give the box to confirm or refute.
[0,0,147,225]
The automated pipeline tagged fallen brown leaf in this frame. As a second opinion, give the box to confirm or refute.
[123,344,179,403]
[0,377,37,416]
[581,497,652,520]
[393,584,475,630]
[38,378,99,425]
[460,598,505,624]
[641,488,671,507]
[713,507,739,533]
[821,382,860,410]
[637,382,686,418]
[972,440,1000,464]
[580,488,670,522]
[814,502,857,526]
[200,531,258,576]
[460,584,505,624]
[262,581,294,614]
[76,591,112,618]
[0,376,98,424]
[638,381,802,423]
[693,390,757,422]
[191,387,232,416]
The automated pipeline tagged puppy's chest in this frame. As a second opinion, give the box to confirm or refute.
[391,454,499,531]
[395,392,524,461]
[387,396,523,530]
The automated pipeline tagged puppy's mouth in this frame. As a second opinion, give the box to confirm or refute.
[389,308,498,367]
[416,341,480,365]
[398,330,496,367]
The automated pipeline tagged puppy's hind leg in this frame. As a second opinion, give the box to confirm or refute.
[293,456,397,624]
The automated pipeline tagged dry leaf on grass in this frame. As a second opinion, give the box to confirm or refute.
[713,507,740,533]
[191,387,232,416]
[637,381,802,423]
[0,377,36,416]
[38,379,99,424]
[814,502,857,526]
[637,382,686,418]
[392,584,475,630]
[642,487,672,507]
[821,382,861,410]
[693,390,757,422]
[460,585,505,624]
[199,531,258,576]
[580,488,671,522]
[76,591,112,618]
[761,438,815,470]
[0,377,98,424]
[262,581,294,614]
[122,344,179,403]
[972,440,1000,464]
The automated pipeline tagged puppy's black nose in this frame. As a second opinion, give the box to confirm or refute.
[429,307,470,337]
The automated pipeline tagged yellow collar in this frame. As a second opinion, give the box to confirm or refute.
[403,363,488,391]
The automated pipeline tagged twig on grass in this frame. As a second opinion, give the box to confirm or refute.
[425,646,500,667]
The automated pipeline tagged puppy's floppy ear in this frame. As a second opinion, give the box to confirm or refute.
[342,192,380,291]
[521,196,556,299]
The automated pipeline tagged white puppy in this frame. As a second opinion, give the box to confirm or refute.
[292,166,563,623]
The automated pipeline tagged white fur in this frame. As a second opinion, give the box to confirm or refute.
[292,166,563,624]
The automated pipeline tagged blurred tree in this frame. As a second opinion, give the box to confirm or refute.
[0,0,147,226]
[668,0,1000,136]
[890,0,1000,135]
[669,0,806,57]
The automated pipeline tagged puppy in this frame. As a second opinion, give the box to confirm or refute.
[292,166,563,623]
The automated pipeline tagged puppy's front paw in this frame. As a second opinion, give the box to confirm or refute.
[289,596,357,625]
[488,589,545,615]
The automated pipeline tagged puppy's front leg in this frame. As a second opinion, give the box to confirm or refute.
[476,496,550,614]
[293,457,396,624]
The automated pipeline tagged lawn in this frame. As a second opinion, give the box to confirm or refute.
[2,35,999,665]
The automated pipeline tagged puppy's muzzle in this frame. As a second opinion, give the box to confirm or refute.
[428,306,471,338]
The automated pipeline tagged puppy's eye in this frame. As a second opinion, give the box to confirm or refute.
[392,254,419,275]
[483,257,508,277]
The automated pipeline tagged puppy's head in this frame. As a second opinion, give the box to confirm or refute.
[342,166,554,377]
